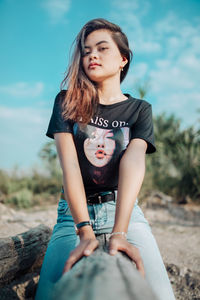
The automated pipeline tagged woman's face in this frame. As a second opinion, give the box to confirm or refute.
[84,128,115,167]
[82,29,127,83]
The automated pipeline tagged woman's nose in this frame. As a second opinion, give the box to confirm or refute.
[97,137,105,148]
[97,143,105,148]
[89,50,98,60]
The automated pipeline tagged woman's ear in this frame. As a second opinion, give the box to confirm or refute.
[121,56,128,68]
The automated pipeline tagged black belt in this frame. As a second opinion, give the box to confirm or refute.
[87,191,116,205]
[60,190,116,205]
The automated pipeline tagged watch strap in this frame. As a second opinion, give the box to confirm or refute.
[76,220,93,229]
[74,220,93,235]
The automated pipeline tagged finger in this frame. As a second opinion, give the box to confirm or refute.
[63,255,76,273]
[64,239,99,273]
[125,246,145,277]
[109,239,118,255]
[136,259,145,278]
[109,239,145,277]
[83,239,99,256]
[63,249,83,273]
[109,248,117,255]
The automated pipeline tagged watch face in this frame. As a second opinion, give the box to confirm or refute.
[74,224,79,235]
[74,221,93,235]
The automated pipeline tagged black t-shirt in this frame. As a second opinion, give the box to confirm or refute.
[46,90,156,195]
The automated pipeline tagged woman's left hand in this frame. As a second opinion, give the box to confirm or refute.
[109,234,145,278]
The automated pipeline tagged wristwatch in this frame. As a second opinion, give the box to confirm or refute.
[74,220,93,235]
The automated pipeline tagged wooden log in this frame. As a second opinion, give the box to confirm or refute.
[53,234,158,300]
[0,228,158,300]
[0,224,52,286]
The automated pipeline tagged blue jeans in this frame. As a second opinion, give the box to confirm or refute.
[35,192,175,300]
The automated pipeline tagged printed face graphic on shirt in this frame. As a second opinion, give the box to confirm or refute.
[73,123,130,185]
[84,128,115,167]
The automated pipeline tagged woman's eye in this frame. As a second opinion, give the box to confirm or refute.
[99,47,108,51]
[83,47,108,56]
[83,51,90,56]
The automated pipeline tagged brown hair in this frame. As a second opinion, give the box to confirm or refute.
[60,18,133,124]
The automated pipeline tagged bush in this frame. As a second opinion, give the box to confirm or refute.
[1,112,199,207]
[32,192,58,206]
[142,114,200,203]
[28,173,62,195]
[0,169,10,195]
[6,188,33,209]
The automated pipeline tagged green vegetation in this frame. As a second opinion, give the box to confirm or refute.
[0,142,63,209]
[142,113,200,204]
[0,113,199,209]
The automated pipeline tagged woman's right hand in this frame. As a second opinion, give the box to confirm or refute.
[63,226,99,273]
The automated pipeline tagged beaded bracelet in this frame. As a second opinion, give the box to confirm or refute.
[109,232,127,239]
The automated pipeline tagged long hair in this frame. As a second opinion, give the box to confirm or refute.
[60,18,133,124]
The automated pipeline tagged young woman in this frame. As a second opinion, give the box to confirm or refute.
[35,18,175,300]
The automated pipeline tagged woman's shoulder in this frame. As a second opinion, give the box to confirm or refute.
[55,89,67,102]
[128,94,152,108]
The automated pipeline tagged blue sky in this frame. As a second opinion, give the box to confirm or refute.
[0,0,200,173]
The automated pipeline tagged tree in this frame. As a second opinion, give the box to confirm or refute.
[38,141,62,179]
[145,113,200,203]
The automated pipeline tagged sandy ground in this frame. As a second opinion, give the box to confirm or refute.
[143,207,200,274]
[0,202,200,274]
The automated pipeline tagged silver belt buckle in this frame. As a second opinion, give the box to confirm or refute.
[98,195,102,203]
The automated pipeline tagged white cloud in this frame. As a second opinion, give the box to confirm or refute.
[110,0,161,54]
[177,54,200,73]
[154,12,179,36]
[109,1,200,127]
[154,12,200,58]
[113,0,139,11]
[137,41,161,53]
[0,82,44,98]
[0,106,46,125]
[149,14,200,100]
[123,62,148,89]
[154,92,200,128]
[0,105,52,170]
[42,0,71,24]
[133,62,148,78]
[112,0,150,17]
[150,63,197,93]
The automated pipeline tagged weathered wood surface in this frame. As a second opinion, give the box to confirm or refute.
[0,227,157,300]
[53,234,158,300]
[0,224,52,286]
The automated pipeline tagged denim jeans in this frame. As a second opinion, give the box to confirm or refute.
[35,192,175,300]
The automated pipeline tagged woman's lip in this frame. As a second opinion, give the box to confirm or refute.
[88,63,101,69]
[95,149,106,159]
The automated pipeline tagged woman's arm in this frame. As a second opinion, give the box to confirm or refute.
[54,132,93,234]
[112,138,147,233]
[54,132,99,272]
[108,138,147,277]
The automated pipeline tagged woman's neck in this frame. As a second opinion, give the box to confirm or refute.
[97,77,127,105]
